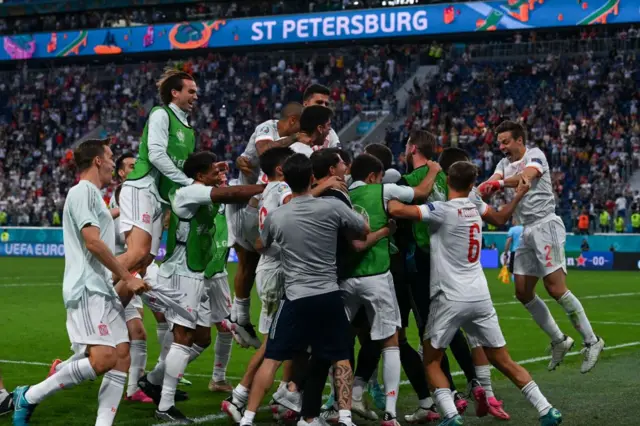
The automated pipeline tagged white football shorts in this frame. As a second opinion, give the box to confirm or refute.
[158,274,205,330]
[118,184,164,256]
[198,274,232,326]
[256,268,284,334]
[514,215,567,278]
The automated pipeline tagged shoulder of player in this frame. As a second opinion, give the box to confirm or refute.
[149,107,169,122]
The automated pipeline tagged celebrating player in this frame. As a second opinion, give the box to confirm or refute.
[118,68,198,277]
[136,152,263,423]
[388,160,563,426]
[239,154,369,426]
[13,139,149,426]
[479,121,604,373]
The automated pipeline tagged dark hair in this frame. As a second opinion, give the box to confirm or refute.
[283,153,313,193]
[338,148,352,166]
[495,120,526,143]
[408,130,437,158]
[157,67,195,106]
[311,148,342,180]
[350,154,384,182]
[303,84,330,101]
[448,161,478,191]
[115,152,135,174]
[260,147,294,178]
[438,147,470,175]
[183,151,218,180]
[73,138,110,172]
[300,105,333,134]
[364,143,393,170]
[281,102,303,119]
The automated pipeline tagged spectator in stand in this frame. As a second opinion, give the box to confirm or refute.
[599,208,610,233]
[581,239,589,252]
[631,209,640,233]
[578,209,590,235]
[615,215,625,233]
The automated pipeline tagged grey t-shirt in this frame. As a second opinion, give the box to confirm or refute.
[260,194,367,300]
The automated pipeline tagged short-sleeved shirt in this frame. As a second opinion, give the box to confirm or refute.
[240,119,279,184]
[493,147,555,225]
[256,181,292,273]
[417,198,491,302]
[62,180,118,308]
[260,195,367,301]
[255,141,315,187]
[507,225,523,252]
[158,184,213,279]
[348,181,415,211]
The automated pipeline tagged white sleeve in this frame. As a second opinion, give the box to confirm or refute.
[524,148,549,175]
[327,129,341,148]
[383,183,415,209]
[493,158,506,178]
[171,185,213,219]
[382,169,402,184]
[469,187,489,216]
[276,182,292,205]
[68,186,101,230]
[147,109,194,187]
[417,201,448,225]
[254,122,277,143]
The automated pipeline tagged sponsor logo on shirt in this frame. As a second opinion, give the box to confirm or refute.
[261,126,270,134]
[427,202,435,211]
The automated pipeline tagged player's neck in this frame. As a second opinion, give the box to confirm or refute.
[512,148,526,162]
[448,189,470,200]
[269,175,284,182]
[411,154,428,170]
[79,169,105,189]
[292,189,311,199]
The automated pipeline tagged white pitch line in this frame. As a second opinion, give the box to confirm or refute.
[501,316,640,327]
[494,292,640,306]
[0,283,59,288]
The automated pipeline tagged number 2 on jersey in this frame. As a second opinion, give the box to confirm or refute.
[259,206,268,230]
[468,223,480,263]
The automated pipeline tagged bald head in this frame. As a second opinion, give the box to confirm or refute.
[279,102,303,136]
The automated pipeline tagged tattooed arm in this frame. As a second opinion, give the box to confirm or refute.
[333,360,353,411]
[256,134,298,156]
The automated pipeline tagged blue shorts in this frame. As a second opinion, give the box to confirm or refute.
[265,291,351,362]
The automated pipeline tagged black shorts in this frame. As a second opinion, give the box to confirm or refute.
[508,252,515,274]
[391,251,412,328]
[411,247,432,331]
[265,291,351,362]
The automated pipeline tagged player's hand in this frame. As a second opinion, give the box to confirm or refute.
[323,176,347,193]
[215,161,230,174]
[387,219,397,236]
[515,179,531,197]
[236,156,253,176]
[124,275,151,295]
[425,160,442,175]
[478,181,502,197]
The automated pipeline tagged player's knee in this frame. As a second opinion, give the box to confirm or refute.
[90,347,118,375]
[515,286,534,304]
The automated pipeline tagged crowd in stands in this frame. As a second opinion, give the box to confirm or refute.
[0,0,462,35]
[0,44,415,226]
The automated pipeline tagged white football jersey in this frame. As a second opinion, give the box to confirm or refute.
[256,181,292,273]
[493,147,555,225]
[240,119,279,185]
[418,198,491,302]
[108,192,127,256]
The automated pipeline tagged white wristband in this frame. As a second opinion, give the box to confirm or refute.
[498,180,504,188]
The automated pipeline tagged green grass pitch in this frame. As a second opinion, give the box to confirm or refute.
[1,258,640,425]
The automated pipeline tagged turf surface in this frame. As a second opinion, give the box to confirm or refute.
[1,258,639,425]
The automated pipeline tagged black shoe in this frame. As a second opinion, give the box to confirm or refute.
[155,406,194,424]
[138,374,162,405]
[176,389,189,401]
[0,392,13,416]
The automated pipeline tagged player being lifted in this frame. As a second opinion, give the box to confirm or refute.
[137,152,264,423]
[479,121,604,373]
[388,161,563,426]
[13,139,149,426]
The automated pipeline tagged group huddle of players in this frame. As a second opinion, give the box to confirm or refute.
[9,70,605,426]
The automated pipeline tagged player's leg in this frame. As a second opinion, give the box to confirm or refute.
[469,346,510,420]
[514,237,572,371]
[96,328,130,426]
[124,297,152,403]
[0,370,13,416]
[117,186,159,273]
[466,301,562,424]
[205,275,234,392]
[300,356,333,425]
[536,218,603,372]
[223,338,267,422]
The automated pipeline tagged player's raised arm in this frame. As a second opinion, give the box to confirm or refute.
[256,134,298,156]
[209,185,264,204]
[481,180,530,226]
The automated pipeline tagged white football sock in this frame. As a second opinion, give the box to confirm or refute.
[419,397,434,409]
[382,346,400,416]
[474,365,494,398]
[213,331,233,382]
[96,370,126,426]
[525,296,565,344]
[352,376,366,402]
[55,352,87,373]
[158,343,191,411]
[158,325,174,362]
[235,297,251,325]
[233,384,249,405]
[338,409,352,425]
[188,343,206,364]
[26,358,96,404]
[433,388,457,420]
[156,322,169,347]
[240,409,255,426]
[127,340,147,397]
[558,291,597,345]
[521,381,551,416]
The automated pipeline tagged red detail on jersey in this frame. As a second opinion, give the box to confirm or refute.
[187,307,193,313]
[261,173,269,184]
[141,213,151,224]
[386,390,397,396]
[98,323,109,336]
[215,363,223,368]
[468,223,481,263]
[259,206,268,230]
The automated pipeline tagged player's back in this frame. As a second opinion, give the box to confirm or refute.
[428,198,490,302]
[241,119,279,185]
[256,180,291,271]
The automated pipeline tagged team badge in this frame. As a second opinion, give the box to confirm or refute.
[98,323,110,336]
[176,129,185,143]
[142,213,151,224]
[353,204,369,225]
